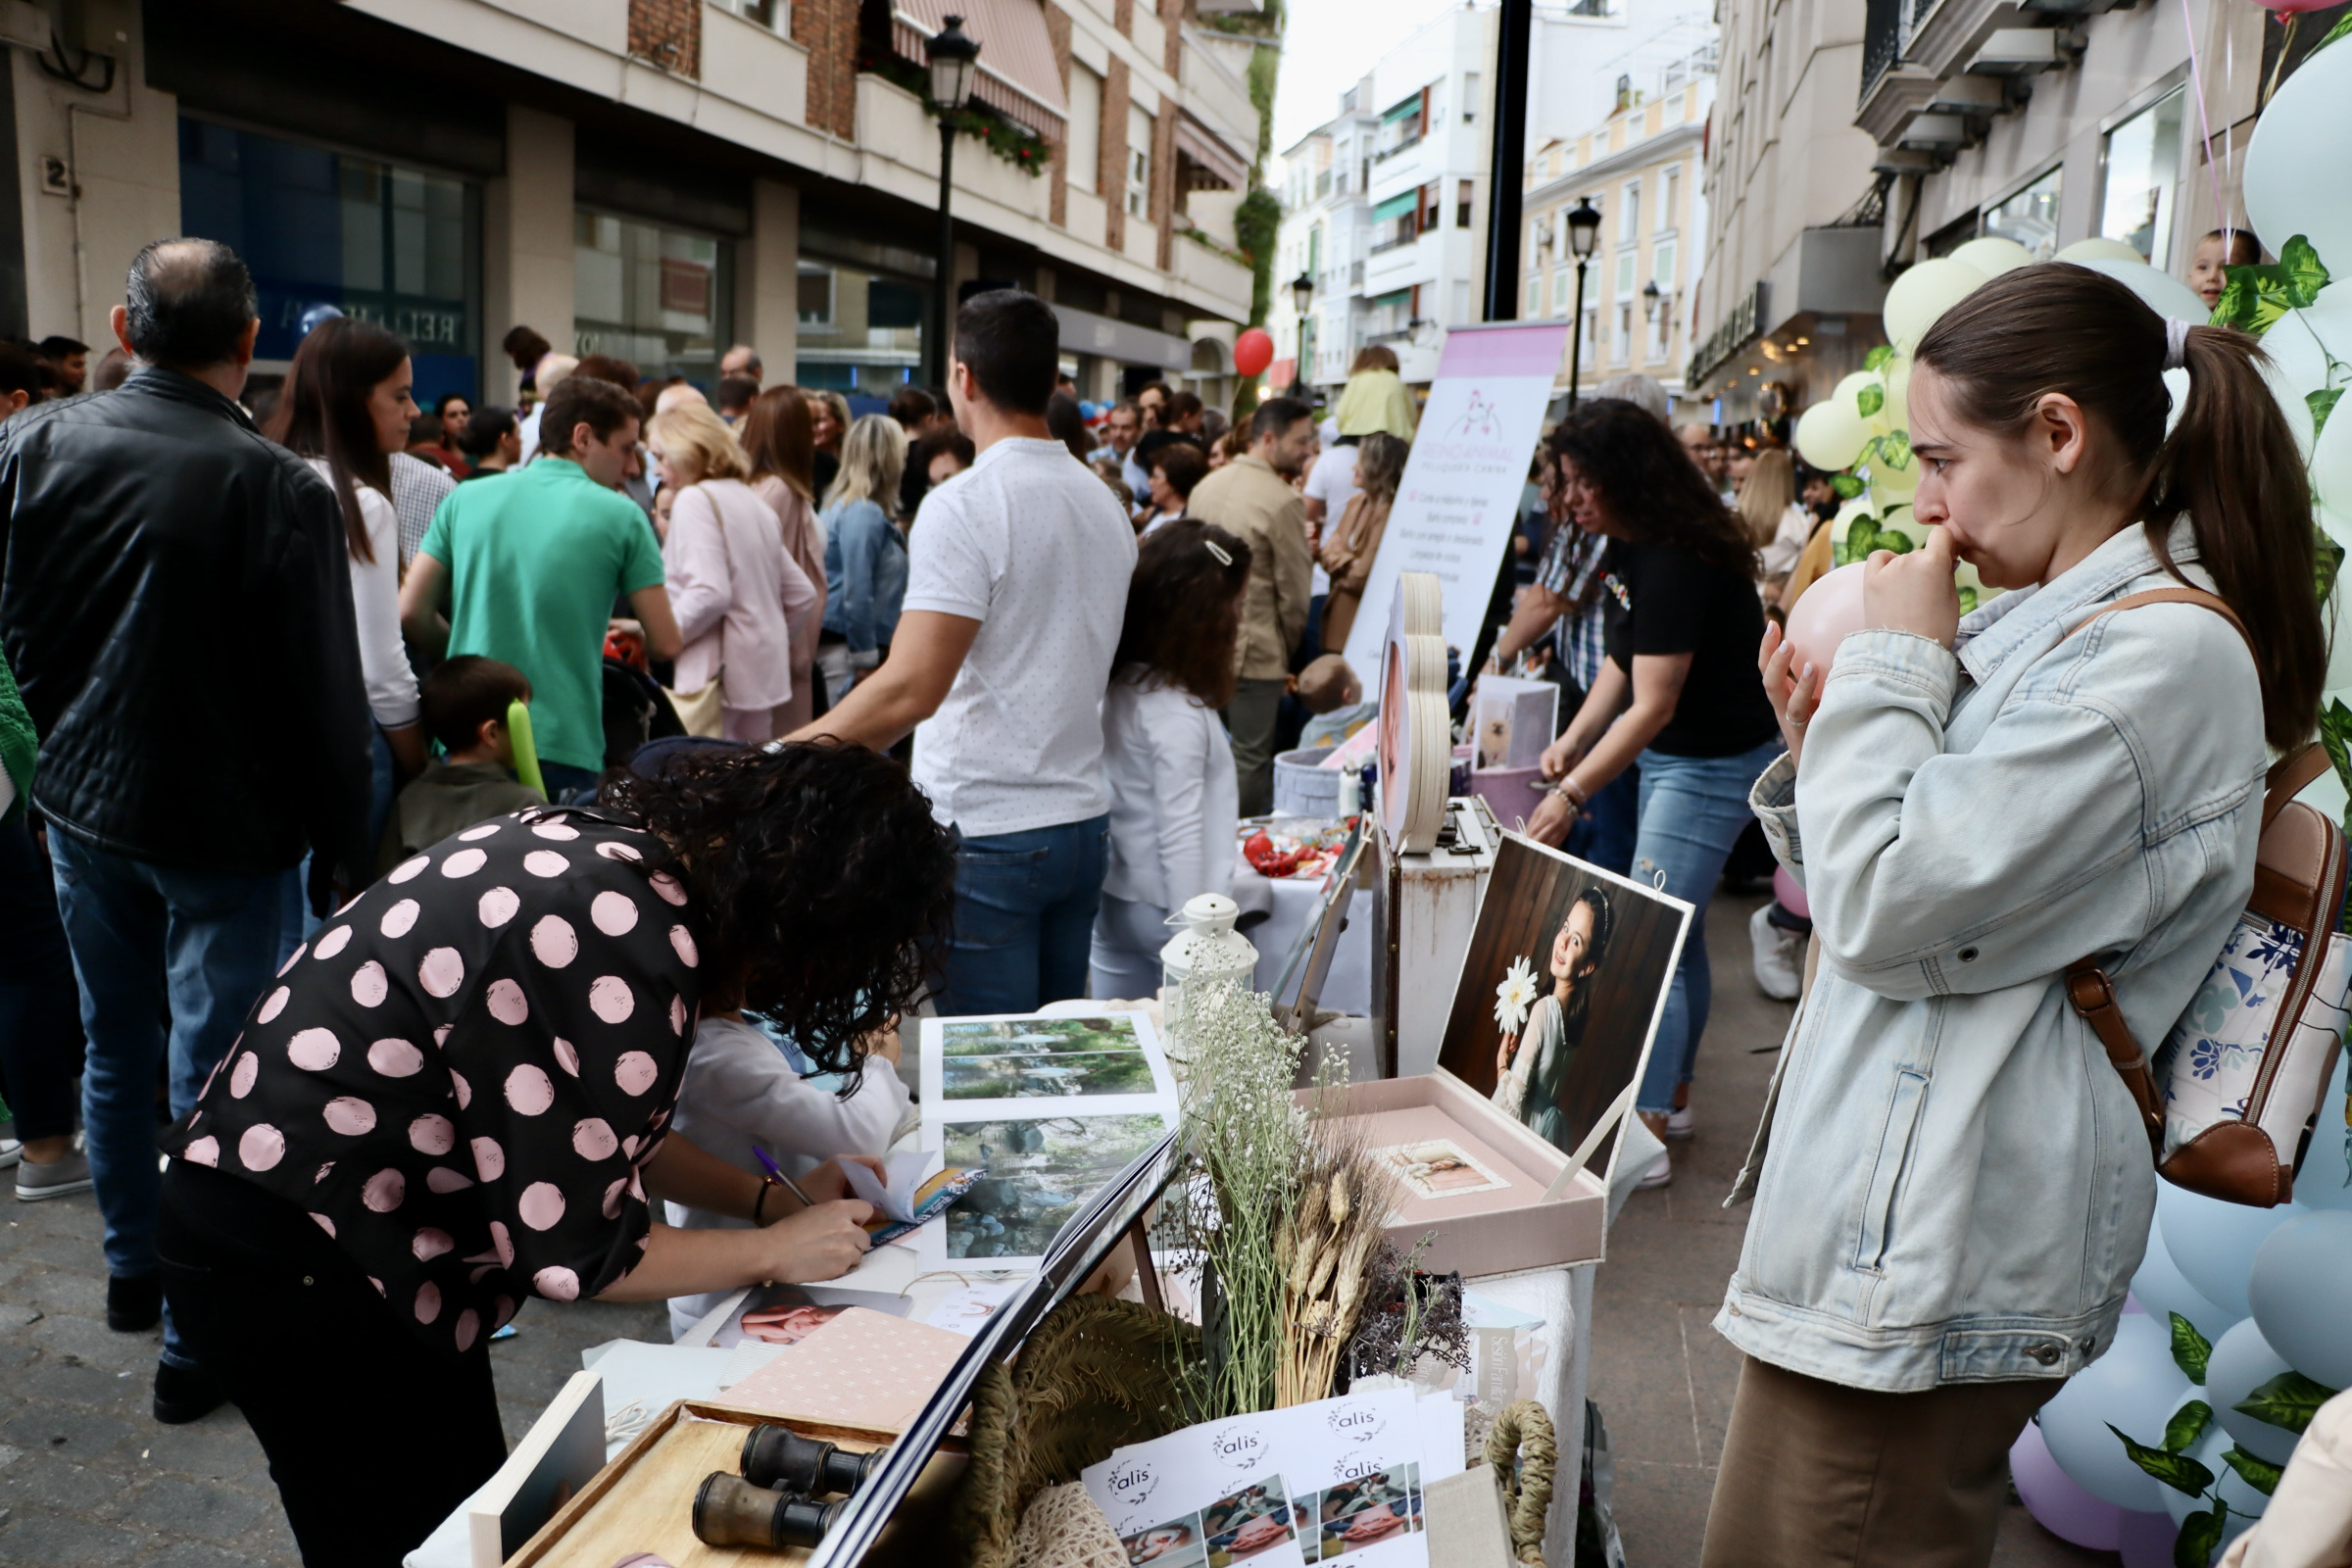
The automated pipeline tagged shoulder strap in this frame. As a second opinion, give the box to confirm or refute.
[2063,960,2167,1158]
[2067,585,2252,656]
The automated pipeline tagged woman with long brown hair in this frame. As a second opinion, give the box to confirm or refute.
[273,318,427,825]
[1316,430,1407,650]
[1711,264,2325,1567]
[1088,519,1254,999]
[740,385,829,731]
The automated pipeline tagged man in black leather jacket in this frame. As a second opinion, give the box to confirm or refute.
[0,238,372,1424]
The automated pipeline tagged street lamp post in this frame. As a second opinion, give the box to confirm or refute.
[1563,197,1600,408]
[1290,272,1314,395]
[925,17,981,390]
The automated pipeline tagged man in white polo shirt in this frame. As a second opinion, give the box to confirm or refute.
[789,290,1136,1012]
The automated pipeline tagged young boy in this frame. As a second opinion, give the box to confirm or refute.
[1296,654,1377,750]
[2187,226,2263,312]
[378,656,547,873]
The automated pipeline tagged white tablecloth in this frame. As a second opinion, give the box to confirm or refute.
[1248,879,1372,1016]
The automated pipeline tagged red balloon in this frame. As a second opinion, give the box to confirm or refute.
[1233,327,1275,379]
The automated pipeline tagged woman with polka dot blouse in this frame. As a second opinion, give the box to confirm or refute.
[153,743,956,1567]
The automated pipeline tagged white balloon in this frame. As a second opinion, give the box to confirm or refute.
[2204,1318,2304,1465]
[2243,38,2352,306]
[2292,1050,2352,1211]
[2058,237,2160,266]
[1949,235,2038,276]
[1833,369,1885,408]
[2314,368,2352,518]
[2157,1184,2308,1317]
[1885,259,1988,351]
[1795,398,1871,470]
[2075,258,2214,324]
[2247,1209,2352,1387]
[2258,312,2328,463]
[2041,1314,2193,1510]
[1883,355,1912,432]
[2160,1389,2268,1555]
[2132,1216,2244,1346]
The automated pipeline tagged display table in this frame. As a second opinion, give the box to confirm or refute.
[1250,879,1372,1015]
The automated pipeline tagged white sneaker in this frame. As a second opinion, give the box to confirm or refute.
[1635,1152,1673,1189]
[1750,904,1803,1002]
[1665,1105,1694,1142]
[0,1116,18,1169]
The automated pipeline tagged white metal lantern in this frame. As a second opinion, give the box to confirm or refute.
[1158,893,1258,1062]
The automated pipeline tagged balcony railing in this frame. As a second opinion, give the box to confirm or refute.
[1861,0,1903,106]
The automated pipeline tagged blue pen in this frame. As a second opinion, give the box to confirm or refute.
[751,1143,817,1211]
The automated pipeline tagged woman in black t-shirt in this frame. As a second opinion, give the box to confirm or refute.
[1525,401,1782,1186]
[155,743,956,1566]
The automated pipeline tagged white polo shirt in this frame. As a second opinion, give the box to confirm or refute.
[903,436,1138,838]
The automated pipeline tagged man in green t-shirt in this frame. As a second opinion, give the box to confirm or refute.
[400,377,679,799]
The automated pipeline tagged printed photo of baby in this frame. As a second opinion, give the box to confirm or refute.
[1202,1480,1296,1567]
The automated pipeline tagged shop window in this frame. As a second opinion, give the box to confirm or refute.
[2100,86,2186,270]
[793,257,926,391]
[177,116,479,404]
[1984,166,2062,261]
[573,210,730,383]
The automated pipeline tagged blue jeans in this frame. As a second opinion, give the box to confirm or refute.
[1632,739,1785,1114]
[938,816,1110,1015]
[49,830,283,1368]
[1566,762,1640,877]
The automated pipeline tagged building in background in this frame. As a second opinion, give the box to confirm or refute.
[1272,0,1704,398]
[1523,20,1714,413]
[3,0,1266,409]
[1689,0,2265,423]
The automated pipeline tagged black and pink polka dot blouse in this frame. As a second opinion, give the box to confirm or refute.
[161,806,702,1356]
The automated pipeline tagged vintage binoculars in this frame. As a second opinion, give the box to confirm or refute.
[694,1473,846,1549]
[741,1425,886,1495]
[691,1427,891,1549]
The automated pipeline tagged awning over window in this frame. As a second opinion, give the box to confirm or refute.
[1174,110,1250,191]
[1372,191,1416,221]
[1381,94,1423,125]
[892,0,1068,142]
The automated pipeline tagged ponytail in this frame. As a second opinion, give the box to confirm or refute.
[1916,264,2324,749]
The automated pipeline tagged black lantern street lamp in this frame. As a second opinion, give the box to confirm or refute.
[925,16,981,389]
[1290,272,1314,392]
[1563,197,1601,408]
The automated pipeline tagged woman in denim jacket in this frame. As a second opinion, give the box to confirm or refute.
[1705,266,2326,1567]
[818,415,910,706]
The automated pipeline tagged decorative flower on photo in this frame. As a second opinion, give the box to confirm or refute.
[1493,956,1538,1038]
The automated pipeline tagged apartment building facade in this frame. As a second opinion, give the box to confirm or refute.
[1688,0,2267,423]
[1271,0,1679,397]
[2,0,1263,408]
[1522,48,1713,409]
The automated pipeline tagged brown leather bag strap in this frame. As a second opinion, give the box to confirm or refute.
[2065,959,2167,1159]
[2067,585,2253,655]
[2264,743,2331,831]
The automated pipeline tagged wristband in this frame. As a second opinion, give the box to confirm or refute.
[752,1177,781,1225]
[1551,777,1589,809]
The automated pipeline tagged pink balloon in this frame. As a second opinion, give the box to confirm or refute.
[1771,865,1808,920]
[2010,1423,2126,1550]
[1784,562,1870,678]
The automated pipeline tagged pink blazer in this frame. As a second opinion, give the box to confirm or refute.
[662,477,819,710]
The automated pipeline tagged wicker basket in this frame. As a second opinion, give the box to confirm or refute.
[954,1294,1200,1568]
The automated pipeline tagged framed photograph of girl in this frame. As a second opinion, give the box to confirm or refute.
[1435,834,1692,1185]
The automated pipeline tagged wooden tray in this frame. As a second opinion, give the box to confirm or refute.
[509,1400,967,1568]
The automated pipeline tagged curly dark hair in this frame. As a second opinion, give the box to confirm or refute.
[1114,519,1253,708]
[1547,399,1757,577]
[601,742,957,1083]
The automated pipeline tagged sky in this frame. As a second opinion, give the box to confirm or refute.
[1268,0,1461,156]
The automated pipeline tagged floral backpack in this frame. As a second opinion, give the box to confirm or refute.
[2062,588,2351,1207]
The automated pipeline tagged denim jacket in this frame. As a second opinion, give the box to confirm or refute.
[820,498,908,667]
[1721,519,2267,1393]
